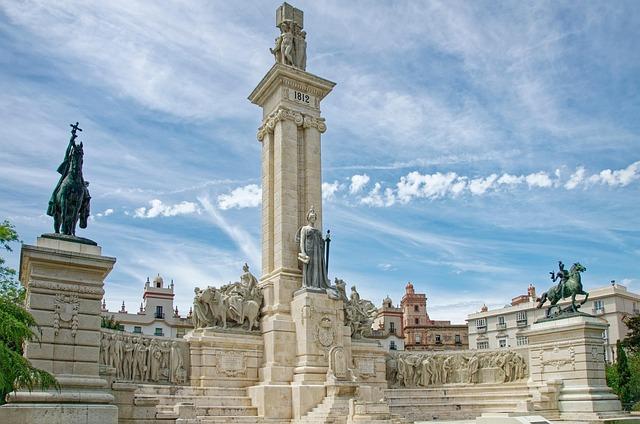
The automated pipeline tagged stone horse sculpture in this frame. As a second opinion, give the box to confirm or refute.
[536,262,589,318]
[47,123,90,236]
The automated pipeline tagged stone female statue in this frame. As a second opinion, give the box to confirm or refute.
[298,207,330,290]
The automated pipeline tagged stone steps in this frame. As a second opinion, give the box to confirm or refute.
[385,383,532,422]
[300,396,351,424]
[137,394,253,407]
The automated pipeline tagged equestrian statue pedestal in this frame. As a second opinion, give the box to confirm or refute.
[0,236,117,424]
[525,314,628,422]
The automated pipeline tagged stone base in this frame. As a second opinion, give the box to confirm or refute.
[247,384,292,419]
[185,327,263,388]
[476,413,552,423]
[291,383,326,420]
[0,403,118,424]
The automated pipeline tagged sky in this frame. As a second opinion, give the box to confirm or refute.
[1,1,639,324]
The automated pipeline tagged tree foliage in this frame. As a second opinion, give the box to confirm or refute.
[623,314,640,353]
[101,315,122,330]
[606,345,640,411]
[0,220,58,404]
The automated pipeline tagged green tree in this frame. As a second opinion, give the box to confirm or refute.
[623,314,640,353]
[0,220,58,404]
[616,341,632,409]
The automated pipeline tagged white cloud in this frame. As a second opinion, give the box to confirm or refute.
[349,174,370,194]
[198,197,260,267]
[217,184,262,210]
[497,173,524,186]
[134,199,199,218]
[525,172,553,188]
[565,167,586,190]
[396,171,461,203]
[95,208,115,218]
[322,181,342,200]
[360,182,395,207]
[587,161,640,187]
[468,174,498,195]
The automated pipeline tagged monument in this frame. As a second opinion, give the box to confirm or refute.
[2,4,636,424]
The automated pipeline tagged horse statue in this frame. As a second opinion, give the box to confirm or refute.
[47,123,91,236]
[536,262,589,318]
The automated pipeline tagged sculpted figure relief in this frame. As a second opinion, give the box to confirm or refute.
[388,350,528,388]
[99,330,188,384]
[191,264,263,331]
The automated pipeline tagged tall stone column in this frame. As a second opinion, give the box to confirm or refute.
[0,237,117,424]
[247,63,334,420]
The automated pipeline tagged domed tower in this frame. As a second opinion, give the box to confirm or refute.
[143,273,175,320]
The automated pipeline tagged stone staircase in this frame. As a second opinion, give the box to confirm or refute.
[299,395,351,424]
[385,382,532,422]
[135,384,260,423]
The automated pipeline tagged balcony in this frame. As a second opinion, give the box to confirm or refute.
[154,312,165,319]
[496,322,507,330]
[593,308,605,315]
[516,320,528,328]
[476,326,487,333]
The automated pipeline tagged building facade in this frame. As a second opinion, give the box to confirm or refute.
[371,295,405,351]
[400,282,469,351]
[101,274,193,338]
[467,282,640,361]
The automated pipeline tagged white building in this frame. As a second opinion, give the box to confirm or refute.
[102,274,193,338]
[371,296,405,351]
[467,282,640,361]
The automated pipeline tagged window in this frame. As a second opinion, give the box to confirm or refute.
[155,305,164,319]
[477,341,489,349]
[455,334,461,344]
[516,336,528,346]
[390,341,397,350]
[414,305,419,312]
[499,338,507,348]
[154,327,164,336]
[133,326,142,334]
[176,328,186,338]
[516,311,527,327]
[389,322,395,334]
[117,324,124,331]
[476,318,486,330]
[594,300,604,312]
[497,316,506,330]
[414,318,419,325]
[415,334,421,344]
[435,334,442,344]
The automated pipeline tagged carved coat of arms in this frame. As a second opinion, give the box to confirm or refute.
[316,316,334,348]
[53,294,79,337]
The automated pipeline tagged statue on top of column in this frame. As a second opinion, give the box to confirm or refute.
[270,2,307,70]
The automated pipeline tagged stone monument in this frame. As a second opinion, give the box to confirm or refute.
[1,125,118,423]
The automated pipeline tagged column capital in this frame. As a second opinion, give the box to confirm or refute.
[257,106,326,141]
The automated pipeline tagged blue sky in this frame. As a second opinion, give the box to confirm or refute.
[1,1,639,323]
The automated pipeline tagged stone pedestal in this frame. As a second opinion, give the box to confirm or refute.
[290,288,347,420]
[186,327,263,388]
[0,237,117,424]
[525,314,624,421]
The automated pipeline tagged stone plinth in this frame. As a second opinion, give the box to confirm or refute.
[185,327,263,388]
[525,314,624,421]
[351,339,387,402]
[0,237,117,424]
[290,288,348,420]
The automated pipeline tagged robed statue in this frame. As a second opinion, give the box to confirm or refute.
[298,207,330,289]
[47,122,91,236]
